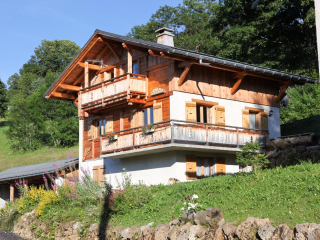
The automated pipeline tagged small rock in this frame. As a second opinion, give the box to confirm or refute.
[188,225,205,240]
[258,225,276,240]
[141,222,154,235]
[294,223,320,240]
[72,222,81,230]
[222,223,237,240]
[155,223,171,240]
[88,223,99,236]
[177,222,192,240]
[271,224,293,240]
[121,227,130,239]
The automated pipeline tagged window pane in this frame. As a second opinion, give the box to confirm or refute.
[196,105,200,122]
[133,62,139,74]
[144,110,148,125]
[196,158,201,177]
[150,107,154,124]
[103,120,106,135]
[203,107,207,123]
[249,113,256,131]
[204,158,210,177]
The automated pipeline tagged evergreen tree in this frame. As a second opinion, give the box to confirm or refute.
[0,79,8,118]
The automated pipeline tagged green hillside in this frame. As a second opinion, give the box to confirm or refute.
[0,119,78,172]
[110,163,320,228]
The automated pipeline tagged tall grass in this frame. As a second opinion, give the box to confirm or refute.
[0,119,78,172]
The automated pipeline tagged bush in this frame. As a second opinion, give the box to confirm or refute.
[236,141,269,172]
[17,186,46,214]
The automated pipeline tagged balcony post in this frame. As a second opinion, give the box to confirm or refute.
[127,49,132,100]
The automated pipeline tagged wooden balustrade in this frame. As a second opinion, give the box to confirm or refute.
[101,120,267,155]
[80,73,147,106]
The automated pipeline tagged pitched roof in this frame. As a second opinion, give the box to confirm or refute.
[0,158,79,183]
[44,29,318,98]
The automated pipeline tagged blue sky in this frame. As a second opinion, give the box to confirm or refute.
[0,0,183,86]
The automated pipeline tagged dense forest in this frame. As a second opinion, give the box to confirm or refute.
[0,0,319,151]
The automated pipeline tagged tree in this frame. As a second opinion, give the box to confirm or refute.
[5,40,80,151]
[128,0,318,78]
[20,40,80,77]
[280,83,320,124]
[0,79,8,118]
[236,141,269,172]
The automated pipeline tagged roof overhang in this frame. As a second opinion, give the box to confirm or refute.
[44,29,318,101]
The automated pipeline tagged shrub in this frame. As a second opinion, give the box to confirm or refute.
[36,190,59,217]
[17,186,46,214]
[236,141,269,172]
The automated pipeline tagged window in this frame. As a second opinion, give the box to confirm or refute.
[144,107,154,125]
[186,155,215,180]
[96,119,106,137]
[92,115,113,139]
[242,107,268,131]
[185,100,225,125]
[133,61,139,75]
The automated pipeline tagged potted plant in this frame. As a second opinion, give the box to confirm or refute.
[106,132,118,141]
[141,124,155,134]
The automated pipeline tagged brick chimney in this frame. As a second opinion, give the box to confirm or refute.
[155,27,174,47]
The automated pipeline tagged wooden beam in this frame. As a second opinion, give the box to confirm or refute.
[192,99,218,107]
[52,92,76,100]
[276,81,291,102]
[178,61,193,68]
[127,49,132,73]
[78,62,100,71]
[177,63,193,86]
[85,62,89,88]
[10,184,14,201]
[103,40,121,61]
[230,71,247,95]
[122,43,129,49]
[145,60,173,72]
[148,49,159,56]
[60,84,80,91]
[99,54,146,74]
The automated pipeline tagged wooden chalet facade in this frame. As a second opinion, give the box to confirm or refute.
[45,28,317,185]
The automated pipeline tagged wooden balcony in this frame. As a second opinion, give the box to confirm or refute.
[100,120,267,158]
[80,73,147,111]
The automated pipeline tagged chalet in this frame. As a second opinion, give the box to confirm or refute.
[44,28,318,186]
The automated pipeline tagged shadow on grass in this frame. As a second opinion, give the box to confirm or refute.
[99,183,112,240]
[0,120,7,127]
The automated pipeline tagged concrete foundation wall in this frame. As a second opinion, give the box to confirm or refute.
[0,184,10,209]
[170,91,281,140]
[81,151,239,187]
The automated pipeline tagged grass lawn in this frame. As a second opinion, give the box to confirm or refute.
[0,119,79,172]
[109,163,320,228]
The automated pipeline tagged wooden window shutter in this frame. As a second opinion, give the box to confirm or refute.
[87,119,93,140]
[242,109,250,129]
[257,112,268,130]
[105,115,113,133]
[93,165,105,186]
[153,102,163,123]
[215,106,225,125]
[216,157,226,175]
[186,155,197,180]
[185,102,197,122]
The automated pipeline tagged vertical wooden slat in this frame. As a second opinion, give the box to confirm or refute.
[200,106,204,123]
[120,109,123,131]
[105,115,113,133]
[215,106,225,125]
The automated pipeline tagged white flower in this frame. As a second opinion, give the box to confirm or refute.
[181,207,184,211]
[184,202,186,205]
[188,207,191,210]
[192,194,198,199]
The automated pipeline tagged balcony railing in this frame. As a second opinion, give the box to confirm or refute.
[100,120,267,155]
[80,73,147,107]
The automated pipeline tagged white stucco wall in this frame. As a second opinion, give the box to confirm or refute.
[0,184,10,209]
[170,91,281,140]
[81,151,239,187]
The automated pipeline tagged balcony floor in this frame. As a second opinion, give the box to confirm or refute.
[100,142,244,159]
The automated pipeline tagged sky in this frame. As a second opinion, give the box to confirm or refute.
[0,0,183,86]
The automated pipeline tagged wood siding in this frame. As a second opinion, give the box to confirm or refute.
[170,64,279,107]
